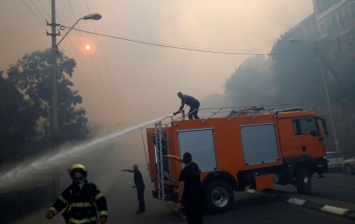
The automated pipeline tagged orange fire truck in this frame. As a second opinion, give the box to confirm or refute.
[145,106,328,213]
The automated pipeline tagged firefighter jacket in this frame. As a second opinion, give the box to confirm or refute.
[48,182,108,224]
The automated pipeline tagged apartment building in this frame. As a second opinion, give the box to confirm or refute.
[313,0,355,65]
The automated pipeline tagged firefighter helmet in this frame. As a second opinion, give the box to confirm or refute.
[69,164,87,178]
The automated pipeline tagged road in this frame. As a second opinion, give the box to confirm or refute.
[105,170,355,224]
[17,171,355,224]
[12,146,355,224]
[273,171,355,204]
[104,182,355,224]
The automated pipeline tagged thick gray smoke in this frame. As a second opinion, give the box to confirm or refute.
[0,115,170,189]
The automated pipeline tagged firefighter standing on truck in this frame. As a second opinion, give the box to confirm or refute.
[45,164,108,224]
[174,92,200,120]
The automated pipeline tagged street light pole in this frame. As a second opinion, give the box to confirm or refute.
[50,0,59,151]
[289,38,341,153]
[48,0,60,199]
[315,42,341,153]
[48,0,102,198]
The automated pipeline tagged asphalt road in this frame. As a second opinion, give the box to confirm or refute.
[104,171,355,224]
[203,192,354,224]
[17,171,355,224]
[276,171,355,204]
[12,147,355,224]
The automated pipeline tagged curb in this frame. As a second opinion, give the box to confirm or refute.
[248,190,355,220]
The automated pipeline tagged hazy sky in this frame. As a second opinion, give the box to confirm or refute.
[0,0,313,126]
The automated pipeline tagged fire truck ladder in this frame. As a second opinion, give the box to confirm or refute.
[154,120,168,200]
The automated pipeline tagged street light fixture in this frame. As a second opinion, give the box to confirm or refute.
[49,0,102,198]
[288,38,341,154]
[57,13,102,47]
[84,13,102,21]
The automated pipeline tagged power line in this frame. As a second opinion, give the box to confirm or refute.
[62,26,317,56]
[22,0,109,122]
[64,26,355,57]
[65,1,116,115]
[21,0,48,31]
[29,0,49,21]
[37,0,51,19]
[57,0,116,117]
[84,0,121,116]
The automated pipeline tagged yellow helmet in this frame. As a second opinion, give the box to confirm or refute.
[69,164,87,178]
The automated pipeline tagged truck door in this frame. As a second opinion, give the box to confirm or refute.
[292,117,325,156]
[177,128,217,172]
[240,123,280,166]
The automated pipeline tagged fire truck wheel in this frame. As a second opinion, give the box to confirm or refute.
[296,167,312,195]
[204,180,233,213]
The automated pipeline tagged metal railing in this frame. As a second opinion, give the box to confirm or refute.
[0,183,53,224]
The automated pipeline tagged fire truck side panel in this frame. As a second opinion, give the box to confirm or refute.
[177,128,217,172]
[169,115,284,181]
[211,115,283,173]
[239,123,280,166]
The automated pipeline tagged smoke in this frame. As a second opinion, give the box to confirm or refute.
[0,115,170,189]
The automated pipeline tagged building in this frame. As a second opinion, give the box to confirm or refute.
[313,0,355,66]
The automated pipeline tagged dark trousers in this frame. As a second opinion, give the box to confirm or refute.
[185,200,204,224]
[137,187,145,211]
[188,102,200,120]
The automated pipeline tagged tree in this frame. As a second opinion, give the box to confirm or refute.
[6,49,88,147]
[270,33,323,106]
[0,71,38,165]
[224,55,275,106]
[270,34,355,158]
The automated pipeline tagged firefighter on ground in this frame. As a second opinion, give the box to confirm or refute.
[122,164,146,214]
[46,164,108,224]
[165,153,204,224]
[173,92,200,120]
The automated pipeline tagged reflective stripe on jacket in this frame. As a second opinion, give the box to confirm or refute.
[47,182,108,221]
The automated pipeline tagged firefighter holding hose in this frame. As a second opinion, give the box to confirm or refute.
[173,92,200,120]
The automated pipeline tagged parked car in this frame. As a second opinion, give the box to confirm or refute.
[342,156,355,175]
[326,151,343,171]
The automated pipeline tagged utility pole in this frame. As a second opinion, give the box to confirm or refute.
[315,42,341,154]
[46,1,101,199]
[47,0,60,199]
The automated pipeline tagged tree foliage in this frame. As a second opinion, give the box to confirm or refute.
[1,49,89,164]
[224,55,275,106]
[223,32,355,158]
[270,33,323,105]
[0,72,38,164]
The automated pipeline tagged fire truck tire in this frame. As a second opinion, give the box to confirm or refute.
[204,180,233,213]
[295,167,312,195]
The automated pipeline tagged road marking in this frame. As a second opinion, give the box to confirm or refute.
[330,183,355,188]
[321,205,349,215]
[287,198,306,206]
[175,208,186,220]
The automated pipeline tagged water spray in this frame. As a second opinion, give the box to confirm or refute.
[0,115,170,188]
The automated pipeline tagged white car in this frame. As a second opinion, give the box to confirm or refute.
[326,151,343,170]
[343,156,355,175]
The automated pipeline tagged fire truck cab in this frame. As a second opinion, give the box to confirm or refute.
[146,106,328,213]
